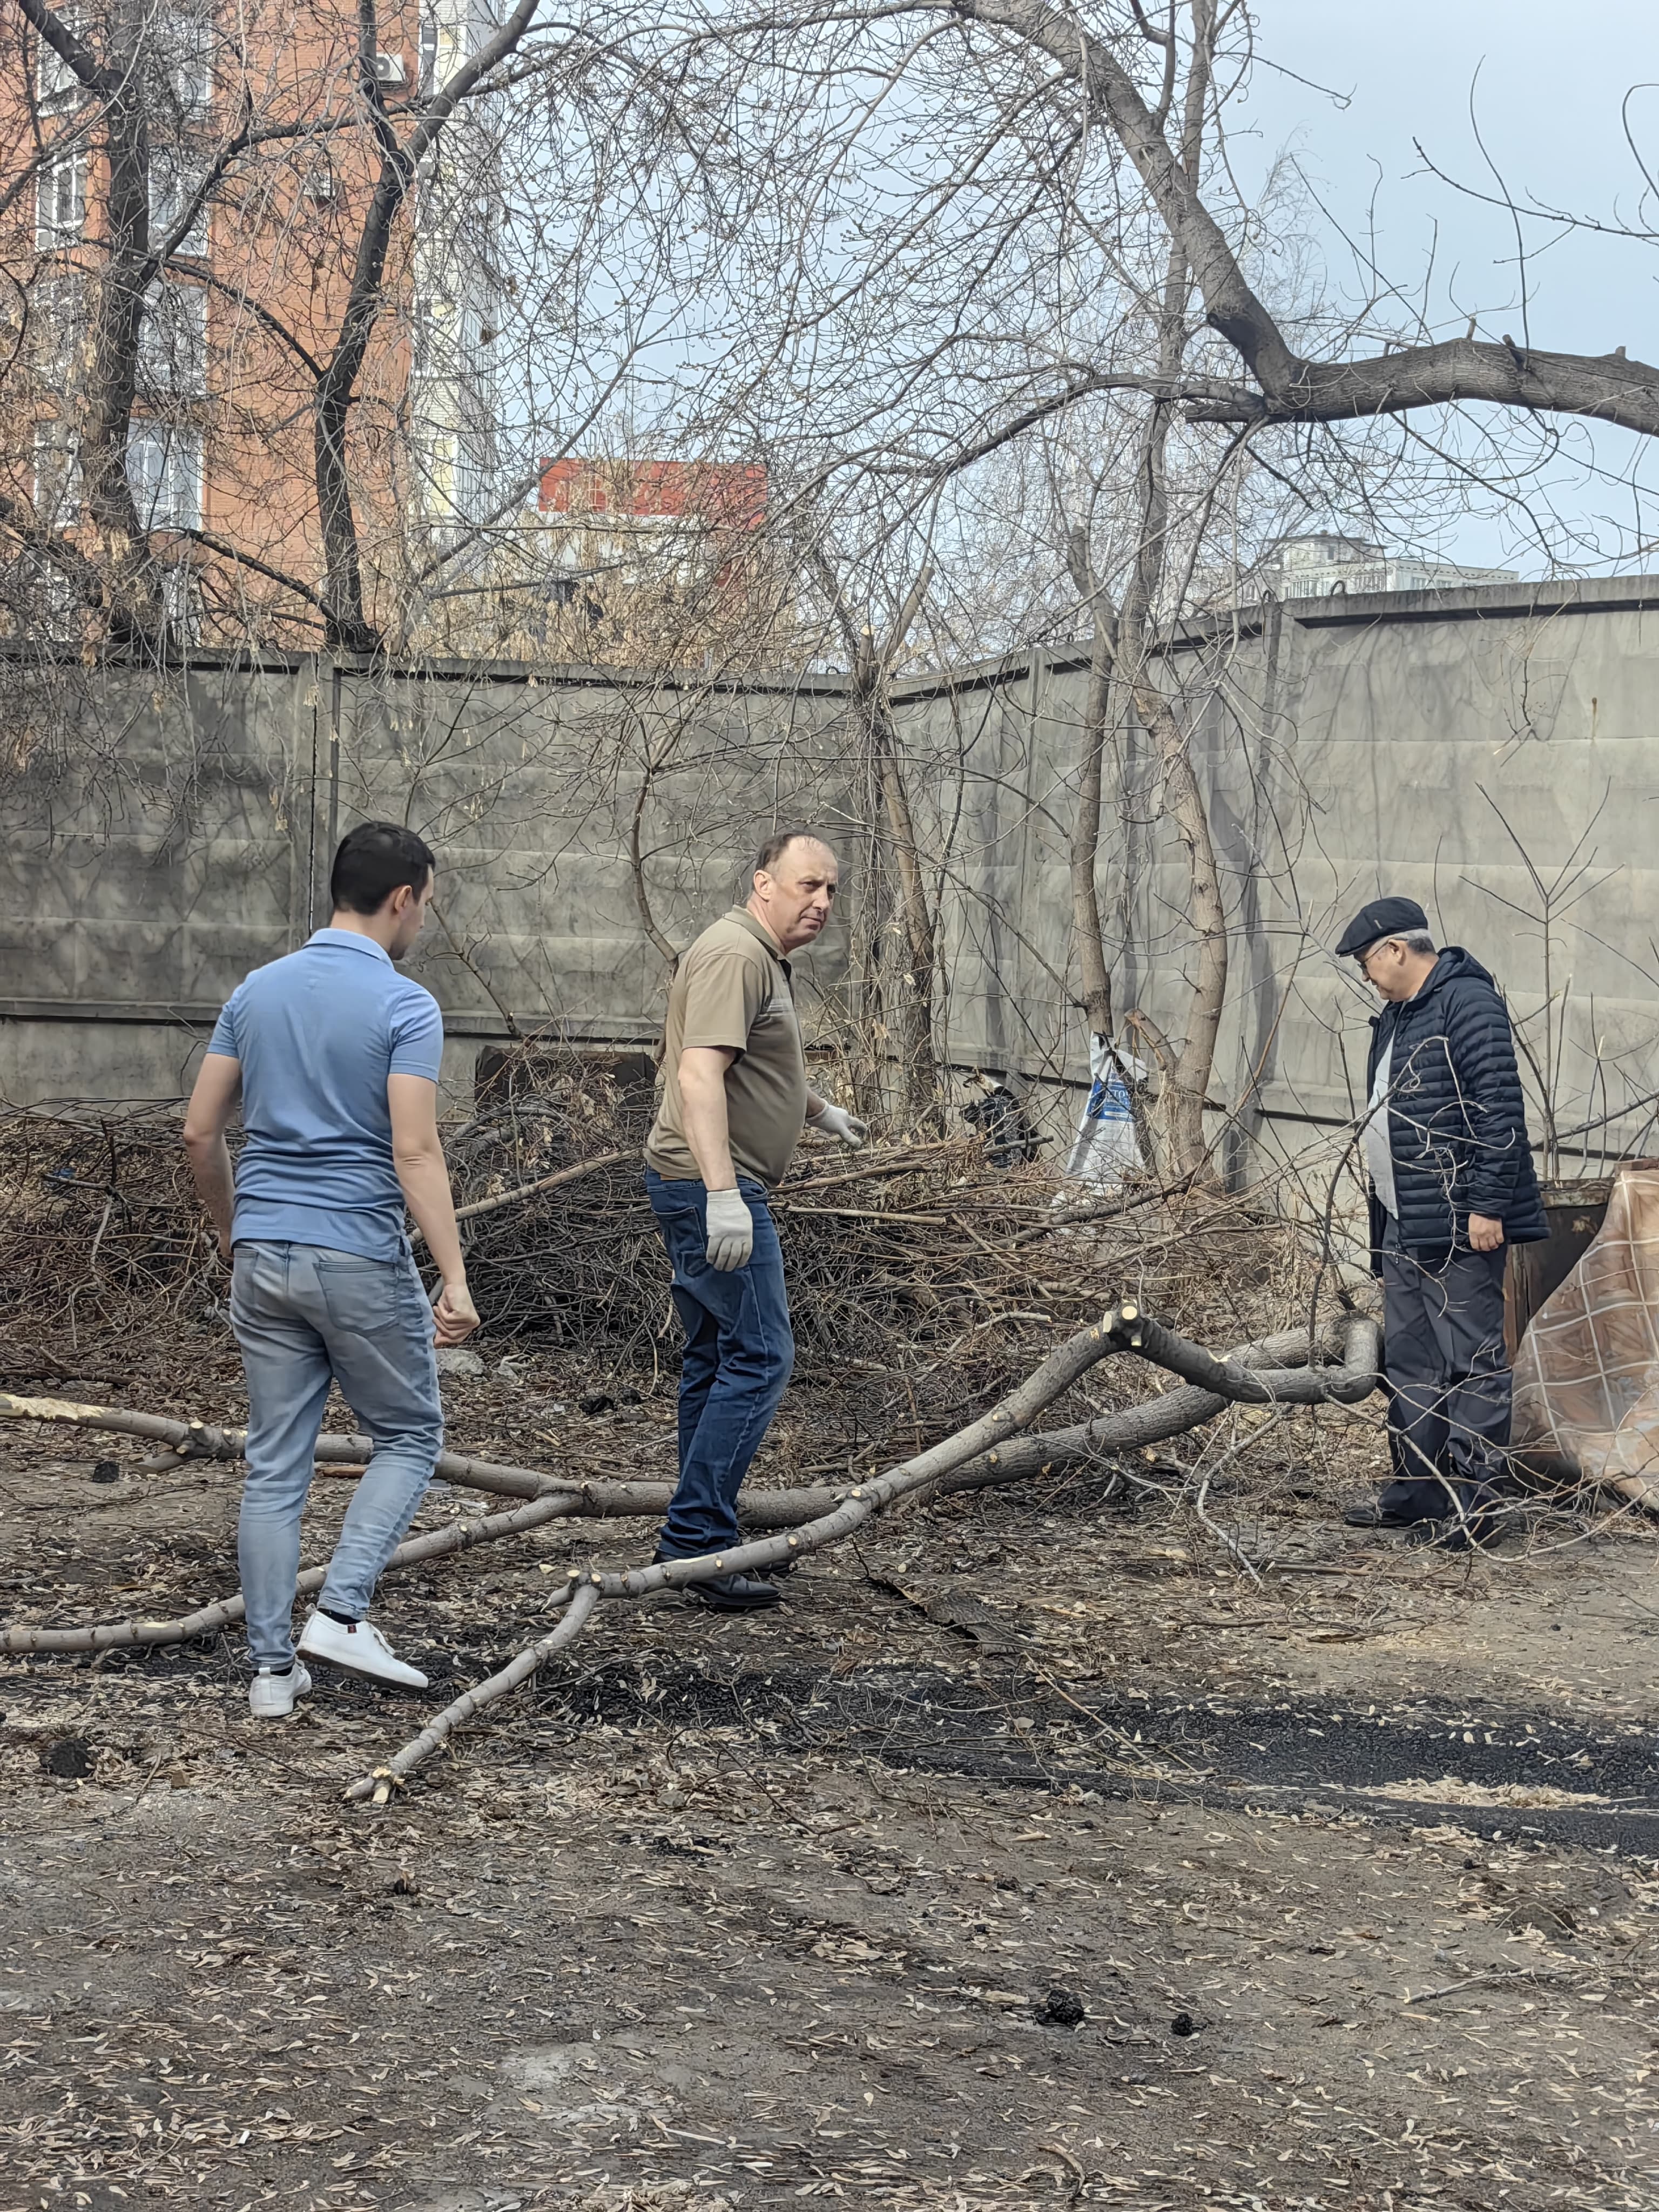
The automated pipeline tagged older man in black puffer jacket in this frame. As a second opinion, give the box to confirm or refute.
[1336,897,1547,1547]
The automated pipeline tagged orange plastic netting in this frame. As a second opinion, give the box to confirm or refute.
[1512,1164,1659,1506]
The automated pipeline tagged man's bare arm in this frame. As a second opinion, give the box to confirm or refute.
[182,1053,243,1258]
[678,1047,739,1188]
[388,1074,480,1344]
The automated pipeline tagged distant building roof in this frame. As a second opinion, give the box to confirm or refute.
[537,459,767,530]
[1249,532,1518,602]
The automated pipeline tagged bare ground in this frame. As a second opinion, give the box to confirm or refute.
[2,1341,1656,2212]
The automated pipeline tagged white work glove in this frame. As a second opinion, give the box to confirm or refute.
[704,1186,754,1272]
[808,1102,868,1150]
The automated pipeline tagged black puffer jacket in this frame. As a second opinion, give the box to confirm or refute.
[1364,947,1548,1267]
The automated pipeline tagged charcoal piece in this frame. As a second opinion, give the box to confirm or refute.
[41,1738,92,1779]
[1034,1987,1086,2028]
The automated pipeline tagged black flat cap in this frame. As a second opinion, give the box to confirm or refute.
[1336,895,1428,959]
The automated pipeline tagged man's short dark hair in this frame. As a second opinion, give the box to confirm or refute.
[755,829,832,874]
[329,822,436,915]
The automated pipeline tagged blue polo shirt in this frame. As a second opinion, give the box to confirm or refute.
[207,929,444,1260]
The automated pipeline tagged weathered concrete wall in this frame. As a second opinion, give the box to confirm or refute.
[2,655,854,1107]
[888,576,1659,1171]
[8,578,1659,1174]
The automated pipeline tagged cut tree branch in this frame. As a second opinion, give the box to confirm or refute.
[344,1300,1381,1799]
[0,1314,1379,1667]
[443,1148,632,1231]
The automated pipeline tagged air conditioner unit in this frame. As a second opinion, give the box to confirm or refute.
[374,51,407,83]
[301,163,333,200]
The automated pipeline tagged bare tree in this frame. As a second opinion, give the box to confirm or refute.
[808,543,943,1128]
[9,0,234,643]
[925,0,1659,439]
[311,0,542,652]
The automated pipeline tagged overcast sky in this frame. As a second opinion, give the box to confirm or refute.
[1237,0,1658,572]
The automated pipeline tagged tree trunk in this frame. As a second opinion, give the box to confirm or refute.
[864,662,942,1132]
[1116,0,1227,1181]
[24,0,164,643]
[1133,690,1227,1172]
[812,544,944,1133]
[313,0,541,653]
[1064,529,1117,1042]
[312,4,409,656]
[845,808,891,1125]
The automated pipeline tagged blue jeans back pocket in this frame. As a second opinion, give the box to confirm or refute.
[314,1254,415,1338]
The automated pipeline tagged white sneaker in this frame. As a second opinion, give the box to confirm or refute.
[298,1610,428,1689]
[249,1662,313,1720]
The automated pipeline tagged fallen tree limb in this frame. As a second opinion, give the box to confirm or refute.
[2,1316,1377,1660]
[941,1321,1354,1491]
[440,1148,632,1234]
[0,1467,848,1657]
[346,1302,1380,1802]
[1,1491,583,1654]
[364,1581,601,1804]
[1103,1307,1381,1406]
[346,1306,1134,1799]
[0,1392,844,1521]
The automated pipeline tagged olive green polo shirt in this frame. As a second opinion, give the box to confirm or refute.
[644,907,808,1189]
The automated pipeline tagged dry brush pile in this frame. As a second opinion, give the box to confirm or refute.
[0,1063,1340,1384]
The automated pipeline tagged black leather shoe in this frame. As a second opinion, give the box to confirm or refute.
[1406,1514,1498,1553]
[685,1570,783,1612]
[651,1547,784,1610]
[1343,1502,1420,1529]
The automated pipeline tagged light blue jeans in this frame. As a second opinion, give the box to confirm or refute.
[230,1241,443,1670]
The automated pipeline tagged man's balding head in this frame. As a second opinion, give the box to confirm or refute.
[749,832,838,953]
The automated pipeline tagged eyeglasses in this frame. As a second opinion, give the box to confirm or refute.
[1356,940,1399,977]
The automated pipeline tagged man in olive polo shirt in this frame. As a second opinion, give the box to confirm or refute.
[644,830,867,1609]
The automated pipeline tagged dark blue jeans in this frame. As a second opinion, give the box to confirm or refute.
[645,1170,795,1555]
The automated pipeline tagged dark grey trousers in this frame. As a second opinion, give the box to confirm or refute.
[1379,1240,1512,1520]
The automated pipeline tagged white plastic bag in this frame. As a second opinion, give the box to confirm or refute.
[1063,1034,1144,1193]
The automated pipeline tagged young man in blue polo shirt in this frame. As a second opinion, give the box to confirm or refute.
[184,822,479,1718]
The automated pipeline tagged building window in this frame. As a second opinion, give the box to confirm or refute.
[33,419,81,529]
[149,152,210,259]
[127,421,202,531]
[36,10,82,109]
[138,281,207,398]
[160,559,200,640]
[167,12,212,113]
[30,268,85,382]
[35,151,85,251]
[140,4,213,119]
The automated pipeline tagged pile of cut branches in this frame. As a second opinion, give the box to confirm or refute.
[0,1062,1304,1398]
[0,1101,218,1351]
